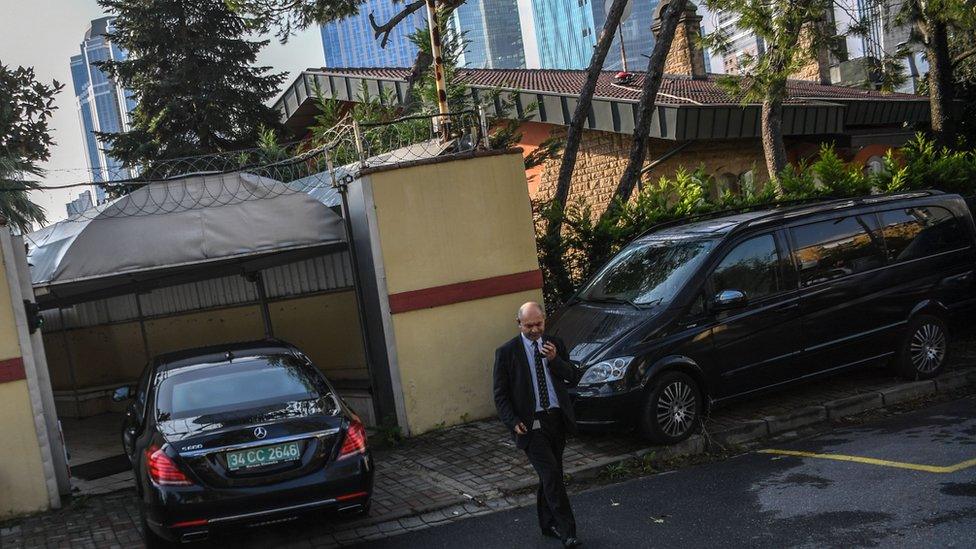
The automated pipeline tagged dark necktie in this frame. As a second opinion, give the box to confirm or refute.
[534,341,550,410]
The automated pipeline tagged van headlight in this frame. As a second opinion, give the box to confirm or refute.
[579,357,634,386]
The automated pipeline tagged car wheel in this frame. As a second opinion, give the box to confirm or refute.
[638,371,702,444]
[894,314,949,380]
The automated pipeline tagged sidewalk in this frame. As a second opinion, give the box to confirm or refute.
[3,336,975,548]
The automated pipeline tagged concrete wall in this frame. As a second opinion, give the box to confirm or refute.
[42,290,367,397]
[368,152,543,434]
[0,235,50,517]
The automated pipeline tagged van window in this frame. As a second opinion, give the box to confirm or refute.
[791,216,885,286]
[879,207,967,262]
[712,234,781,300]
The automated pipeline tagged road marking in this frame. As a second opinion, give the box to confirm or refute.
[758,449,976,474]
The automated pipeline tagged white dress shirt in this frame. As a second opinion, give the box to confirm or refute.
[521,333,560,411]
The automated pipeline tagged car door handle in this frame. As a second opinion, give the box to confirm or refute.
[777,302,800,312]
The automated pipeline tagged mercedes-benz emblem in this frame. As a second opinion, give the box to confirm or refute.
[253,426,267,439]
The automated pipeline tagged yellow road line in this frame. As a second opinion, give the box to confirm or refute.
[758,449,976,474]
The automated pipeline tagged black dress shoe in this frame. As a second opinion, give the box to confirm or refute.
[562,537,582,548]
[542,526,560,539]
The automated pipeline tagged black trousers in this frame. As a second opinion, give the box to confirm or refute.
[524,409,576,538]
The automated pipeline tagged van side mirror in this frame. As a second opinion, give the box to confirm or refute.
[711,289,748,311]
[112,386,134,402]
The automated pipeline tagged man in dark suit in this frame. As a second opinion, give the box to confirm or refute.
[493,301,580,548]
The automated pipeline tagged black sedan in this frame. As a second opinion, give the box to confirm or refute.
[113,340,373,546]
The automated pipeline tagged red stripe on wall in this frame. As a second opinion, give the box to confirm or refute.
[388,270,544,314]
[0,357,26,383]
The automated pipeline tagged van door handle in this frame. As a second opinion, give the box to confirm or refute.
[778,302,800,312]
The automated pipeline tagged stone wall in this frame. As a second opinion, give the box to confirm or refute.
[532,129,767,216]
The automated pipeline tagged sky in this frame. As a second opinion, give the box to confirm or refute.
[0,0,325,225]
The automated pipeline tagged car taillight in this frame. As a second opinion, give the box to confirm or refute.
[145,445,193,486]
[338,420,367,459]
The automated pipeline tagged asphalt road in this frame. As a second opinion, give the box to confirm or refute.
[356,395,976,548]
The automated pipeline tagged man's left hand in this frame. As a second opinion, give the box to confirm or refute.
[541,341,557,361]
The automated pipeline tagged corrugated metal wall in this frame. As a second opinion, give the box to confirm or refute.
[41,251,354,331]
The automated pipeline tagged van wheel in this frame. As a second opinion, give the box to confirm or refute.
[638,371,702,444]
[894,314,949,380]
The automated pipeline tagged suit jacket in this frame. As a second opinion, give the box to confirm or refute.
[493,334,577,449]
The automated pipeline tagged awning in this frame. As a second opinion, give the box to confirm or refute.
[27,170,346,306]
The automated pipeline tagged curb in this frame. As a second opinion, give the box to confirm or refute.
[500,365,976,497]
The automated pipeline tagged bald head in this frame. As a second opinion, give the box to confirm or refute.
[517,302,545,341]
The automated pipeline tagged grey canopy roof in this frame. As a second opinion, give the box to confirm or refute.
[27,170,346,305]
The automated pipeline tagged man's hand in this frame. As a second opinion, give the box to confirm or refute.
[541,341,558,361]
[514,422,528,435]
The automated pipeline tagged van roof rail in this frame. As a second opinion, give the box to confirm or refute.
[635,190,943,240]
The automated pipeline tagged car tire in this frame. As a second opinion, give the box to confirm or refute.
[638,371,702,444]
[894,314,950,380]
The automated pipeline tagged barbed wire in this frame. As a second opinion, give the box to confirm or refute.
[24,111,490,227]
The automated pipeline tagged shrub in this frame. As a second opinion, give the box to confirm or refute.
[537,137,976,306]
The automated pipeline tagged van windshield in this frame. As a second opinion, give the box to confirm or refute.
[579,236,717,307]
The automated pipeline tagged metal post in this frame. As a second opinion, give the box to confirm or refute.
[57,307,82,418]
[335,179,386,425]
[425,0,451,141]
[324,147,338,188]
[134,292,152,362]
[250,271,274,338]
[352,120,366,167]
[478,105,491,150]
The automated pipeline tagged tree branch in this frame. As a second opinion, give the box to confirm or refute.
[369,0,425,48]
[952,46,976,67]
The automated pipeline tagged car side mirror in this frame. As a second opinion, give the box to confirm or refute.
[711,289,748,311]
[112,386,134,402]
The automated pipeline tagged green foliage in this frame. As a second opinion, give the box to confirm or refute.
[0,63,60,233]
[536,137,976,306]
[97,0,286,175]
[227,0,365,42]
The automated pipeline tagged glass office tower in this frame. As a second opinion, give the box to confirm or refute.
[69,16,134,202]
[320,0,427,67]
[451,0,526,69]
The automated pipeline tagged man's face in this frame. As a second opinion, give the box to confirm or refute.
[518,308,545,341]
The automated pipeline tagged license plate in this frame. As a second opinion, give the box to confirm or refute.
[225,441,301,471]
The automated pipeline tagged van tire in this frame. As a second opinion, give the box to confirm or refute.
[638,371,702,444]
[894,314,949,380]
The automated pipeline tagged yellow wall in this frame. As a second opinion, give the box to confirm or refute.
[42,291,367,391]
[0,243,50,516]
[369,153,543,434]
[391,289,541,433]
[270,291,366,380]
[369,152,540,295]
[144,304,264,356]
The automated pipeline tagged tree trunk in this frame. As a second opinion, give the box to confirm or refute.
[927,20,956,148]
[761,94,787,191]
[546,0,630,239]
[599,0,689,225]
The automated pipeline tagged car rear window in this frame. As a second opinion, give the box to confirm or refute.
[154,355,322,420]
[878,206,967,262]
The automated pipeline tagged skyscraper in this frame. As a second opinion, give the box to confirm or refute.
[320,1,427,68]
[451,0,526,69]
[69,16,134,203]
[519,0,659,71]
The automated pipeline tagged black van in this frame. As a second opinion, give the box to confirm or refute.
[548,191,976,444]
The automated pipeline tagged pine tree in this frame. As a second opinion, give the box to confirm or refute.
[96,0,286,175]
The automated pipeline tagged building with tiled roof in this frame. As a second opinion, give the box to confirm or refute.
[273,3,929,211]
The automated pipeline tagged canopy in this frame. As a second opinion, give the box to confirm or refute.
[27,170,346,306]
